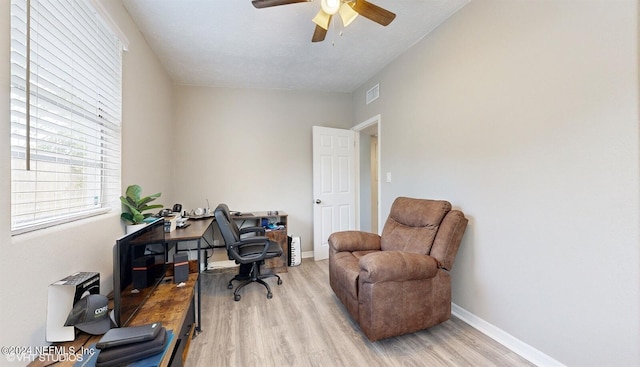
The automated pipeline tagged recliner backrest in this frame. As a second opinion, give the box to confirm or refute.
[381,197,468,271]
[381,197,451,254]
[431,209,468,270]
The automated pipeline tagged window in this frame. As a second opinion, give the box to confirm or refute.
[10,0,123,234]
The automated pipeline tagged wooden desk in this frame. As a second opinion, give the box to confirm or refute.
[164,217,214,333]
[27,273,198,367]
[165,216,214,243]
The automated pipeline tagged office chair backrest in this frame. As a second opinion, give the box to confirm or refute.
[217,203,242,240]
[214,205,238,249]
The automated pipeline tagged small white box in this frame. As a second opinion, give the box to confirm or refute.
[164,216,178,232]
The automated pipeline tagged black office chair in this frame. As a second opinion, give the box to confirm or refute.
[217,203,263,282]
[214,204,283,301]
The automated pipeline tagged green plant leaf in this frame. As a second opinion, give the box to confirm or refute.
[139,205,163,215]
[132,212,145,224]
[138,193,161,207]
[121,212,134,223]
[125,185,142,201]
[120,185,163,224]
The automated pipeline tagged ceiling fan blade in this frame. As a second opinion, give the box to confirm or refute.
[252,0,311,9]
[338,2,358,27]
[312,25,328,42]
[350,0,396,26]
[312,9,332,30]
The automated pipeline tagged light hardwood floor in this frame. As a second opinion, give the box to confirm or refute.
[186,259,535,367]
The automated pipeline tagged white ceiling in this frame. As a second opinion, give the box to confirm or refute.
[122,0,469,93]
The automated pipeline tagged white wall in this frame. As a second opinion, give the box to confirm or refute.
[353,1,640,366]
[172,85,352,258]
[3,1,639,366]
[0,0,174,359]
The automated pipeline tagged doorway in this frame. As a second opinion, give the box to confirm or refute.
[353,115,381,234]
[312,126,356,260]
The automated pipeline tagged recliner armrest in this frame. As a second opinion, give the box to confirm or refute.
[328,231,381,252]
[359,251,438,283]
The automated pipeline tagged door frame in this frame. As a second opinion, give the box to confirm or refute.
[353,114,382,234]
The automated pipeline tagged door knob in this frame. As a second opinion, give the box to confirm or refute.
[315,199,322,204]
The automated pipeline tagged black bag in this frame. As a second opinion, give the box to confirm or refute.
[95,327,167,367]
[96,323,163,350]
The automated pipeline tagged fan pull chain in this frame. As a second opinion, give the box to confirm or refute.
[331,14,344,46]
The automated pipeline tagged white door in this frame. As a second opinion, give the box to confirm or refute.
[312,126,356,260]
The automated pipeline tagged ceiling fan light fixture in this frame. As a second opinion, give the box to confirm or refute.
[338,3,358,27]
[320,0,341,15]
[312,9,332,30]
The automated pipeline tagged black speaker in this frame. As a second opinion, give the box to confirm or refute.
[173,253,189,284]
[132,256,155,289]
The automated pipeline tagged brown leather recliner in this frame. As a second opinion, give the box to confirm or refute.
[328,197,468,341]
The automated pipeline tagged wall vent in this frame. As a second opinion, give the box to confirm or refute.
[366,83,379,104]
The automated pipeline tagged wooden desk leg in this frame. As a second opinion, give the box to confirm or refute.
[196,237,202,333]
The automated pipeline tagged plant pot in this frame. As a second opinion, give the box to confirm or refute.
[126,223,147,234]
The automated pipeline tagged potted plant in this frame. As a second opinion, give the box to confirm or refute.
[120,184,163,233]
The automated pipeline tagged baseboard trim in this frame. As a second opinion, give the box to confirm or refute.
[207,251,316,270]
[207,260,236,270]
[451,303,565,367]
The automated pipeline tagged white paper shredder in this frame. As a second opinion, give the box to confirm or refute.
[46,272,100,342]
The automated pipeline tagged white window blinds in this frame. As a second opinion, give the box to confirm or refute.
[10,0,123,234]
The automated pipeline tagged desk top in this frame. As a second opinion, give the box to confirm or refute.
[232,211,287,220]
[165,216,214,242]
[27,273,198,367]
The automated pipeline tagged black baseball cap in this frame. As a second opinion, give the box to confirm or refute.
[64,294,111,335]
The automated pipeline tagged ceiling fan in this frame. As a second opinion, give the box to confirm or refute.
[251,0,396,42]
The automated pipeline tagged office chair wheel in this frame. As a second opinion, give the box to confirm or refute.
[227,283,233,289]
[267,292,273,299]
[277,279,282,285]
[234,294,241,302]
